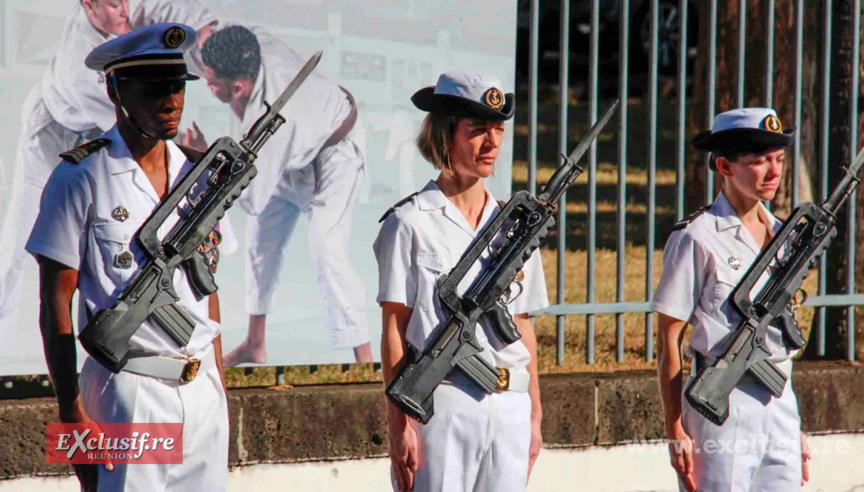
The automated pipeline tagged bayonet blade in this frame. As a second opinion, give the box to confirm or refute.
[269,50,323,116]
[565,99,619,166]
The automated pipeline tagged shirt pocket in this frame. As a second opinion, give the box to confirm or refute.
[712,266,743,314]
[92,221,144,288]
[415,251,453,317]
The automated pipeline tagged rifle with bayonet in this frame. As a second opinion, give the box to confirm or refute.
[78,51,323,373]
[386,100,620,424]
[685,146,864,426]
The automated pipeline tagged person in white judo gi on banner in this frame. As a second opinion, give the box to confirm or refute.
[0,0,216,333]
[184,24,372,364]
[375,71,547,492]
[654,108,812,491]
[27,23,233,491]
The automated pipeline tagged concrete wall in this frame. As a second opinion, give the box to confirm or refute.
[1,362,863,489]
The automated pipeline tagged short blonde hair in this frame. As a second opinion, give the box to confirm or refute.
[416,113,457,176]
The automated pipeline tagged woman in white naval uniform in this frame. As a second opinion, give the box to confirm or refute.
[26,24,232,492]
[374,71,547,492]
[654,108,812,491]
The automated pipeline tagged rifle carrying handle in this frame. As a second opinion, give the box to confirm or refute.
[183,252,218,298]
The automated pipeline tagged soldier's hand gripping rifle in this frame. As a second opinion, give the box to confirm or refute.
[386,101,620,424]
[685,146,864,426]
[78,52,323,374]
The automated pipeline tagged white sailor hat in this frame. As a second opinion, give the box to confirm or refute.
[412,70,515,121]
[85,23,199,81]
[692,107,794,154]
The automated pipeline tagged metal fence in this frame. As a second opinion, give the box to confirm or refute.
[524,0,864,364]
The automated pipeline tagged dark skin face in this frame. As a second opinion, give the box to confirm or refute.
[110,78,186,140]
[108,76,187,198]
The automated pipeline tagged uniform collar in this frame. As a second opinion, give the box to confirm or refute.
[76,5,114,50]
[105,125,187,203]
[712,191,780,254]
[418,180,499,236]
[243,63,267,123]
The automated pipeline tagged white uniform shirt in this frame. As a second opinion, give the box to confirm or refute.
[652,192,797,363]
[40,0,216,134]
[374,180,549,370]
[233,29,354,217]
[26,126,237,358]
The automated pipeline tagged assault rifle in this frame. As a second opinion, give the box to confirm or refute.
[78,52,323,373]
[685,146,864,426]
[386,101,620,423]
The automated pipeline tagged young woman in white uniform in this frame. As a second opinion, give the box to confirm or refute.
[654,108,812,491]
[374,71,548,492]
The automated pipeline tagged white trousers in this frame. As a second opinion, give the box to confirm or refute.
[0,88,83,322]
[681,376,802,492]
[79,356,229,492]
[398,373,532,492]
[244,131,369,349]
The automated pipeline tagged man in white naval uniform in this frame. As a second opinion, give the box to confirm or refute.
[27,24,232,491]
[0,0,216,332]
[189,25,372,364]
[654,108,811,491]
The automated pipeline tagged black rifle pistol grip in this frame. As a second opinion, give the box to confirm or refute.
[481,301,521,344]
[183,252,218,298]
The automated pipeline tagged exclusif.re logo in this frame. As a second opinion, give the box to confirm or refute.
[46,423,183,465]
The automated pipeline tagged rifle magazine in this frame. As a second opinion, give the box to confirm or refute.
[151,303,196,347]
[455,354,500,394]
[747,359,787,398]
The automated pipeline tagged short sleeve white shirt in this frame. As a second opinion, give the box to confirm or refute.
[26,125,237,358]
[373,180,549,370]
[652,192,797,363]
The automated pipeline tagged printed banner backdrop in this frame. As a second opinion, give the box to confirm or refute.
[0,0,517,374]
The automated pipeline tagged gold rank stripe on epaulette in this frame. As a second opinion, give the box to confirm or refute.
[669,205,711,232]
[379,192,419,223]
[59,138,111,164]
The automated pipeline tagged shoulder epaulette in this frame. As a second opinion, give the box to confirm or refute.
[669,205,711,232]
[379,192,419,223]
[59,138,111,164]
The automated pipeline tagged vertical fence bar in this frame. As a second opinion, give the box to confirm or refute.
[817,0,832,356]
[706,0,717,204]
[556,0,570,366]
[528,0,539,195]
[765,0,775,106]
[792,0,803,208]
[848,0,859,361]
[645,0,658,361]
[616,0,630,362]
[586,0,599,364]
[737,0,746,108]
[676,0,687,221]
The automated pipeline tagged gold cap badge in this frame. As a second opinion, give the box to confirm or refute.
[762,114,783,133]
[163,26,186,49]
[483,88,504,110]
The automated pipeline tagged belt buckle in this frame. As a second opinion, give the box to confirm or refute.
[180,358,201,383]
[496,367,510,391]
